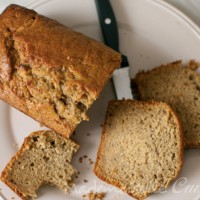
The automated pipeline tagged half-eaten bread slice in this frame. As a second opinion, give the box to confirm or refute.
[1,130,79,200]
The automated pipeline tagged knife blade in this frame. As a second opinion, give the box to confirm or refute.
[0,193,6,200]
[95,0,134,99]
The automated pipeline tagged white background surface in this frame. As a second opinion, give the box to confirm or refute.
[0,0,200,200]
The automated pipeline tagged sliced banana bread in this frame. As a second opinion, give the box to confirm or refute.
[0,130,79,200]
[94,100,183,200]
[0,4,121,138]
[134,60,200,148]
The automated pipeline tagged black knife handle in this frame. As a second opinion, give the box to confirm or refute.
[95,0,119,51]
[95,0,129,67]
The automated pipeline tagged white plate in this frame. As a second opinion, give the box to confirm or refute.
[1,0,200,200]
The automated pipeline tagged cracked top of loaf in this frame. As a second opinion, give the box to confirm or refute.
[0,4,121,137]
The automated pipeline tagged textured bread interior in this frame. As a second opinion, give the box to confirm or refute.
[9,63,91,123]
[1,131,79,199]
[94,100,183,200]
[0,4,121,137]
[134,60,200,148]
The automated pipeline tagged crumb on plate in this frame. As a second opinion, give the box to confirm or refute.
[79,157,83,163]
[88,191,105,200]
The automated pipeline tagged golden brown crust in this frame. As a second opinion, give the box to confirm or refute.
[94,100,184,200]
[0,178,26,200]
[0,4,121,96]
[0,4,121,138]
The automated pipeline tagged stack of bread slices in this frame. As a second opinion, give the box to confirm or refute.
[94,60,200,199]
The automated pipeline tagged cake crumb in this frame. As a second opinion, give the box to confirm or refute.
[72,131,76,135]
[84,179,88,183]
[83,155,88,158]
[79,157,83,163]
[12,143,18,148]
[88,158,94,165]
[189,59,200,70]
[39,123,44,127]
[84,192,105,200]
[11,197,15,200]
[86,133,91,136]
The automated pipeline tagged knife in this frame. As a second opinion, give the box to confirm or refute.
[0,193,6,200]
[95,0,135,99]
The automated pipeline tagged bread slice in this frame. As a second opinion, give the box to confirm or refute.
[0,4,121,138]
[94,100,183,200]
[0,130,79,200]
[134,60,200,148]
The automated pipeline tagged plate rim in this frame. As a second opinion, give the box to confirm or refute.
[151,0,200,39]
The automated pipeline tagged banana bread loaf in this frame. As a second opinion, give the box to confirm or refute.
[0,4,121,138]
